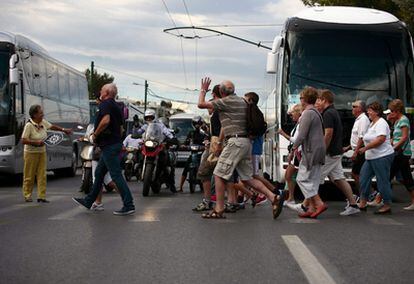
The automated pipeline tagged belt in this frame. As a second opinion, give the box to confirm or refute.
[225,134,248,140]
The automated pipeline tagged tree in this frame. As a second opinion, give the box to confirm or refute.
[84,68,115,100]
[301,0,414,34]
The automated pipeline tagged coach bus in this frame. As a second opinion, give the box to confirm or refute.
[0,31,89,176]
[263,6,414,182]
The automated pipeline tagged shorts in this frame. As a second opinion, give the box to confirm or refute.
[213,137,253,181]
[252,155,260,176]
[197,148,216,181]
[351,152,365,175]
[320,155,345,184]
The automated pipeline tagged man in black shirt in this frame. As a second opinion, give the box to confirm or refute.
[73,83,135,216]
[316,89,359,216]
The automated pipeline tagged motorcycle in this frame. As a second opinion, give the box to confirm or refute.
[79,136,93,194]
[124,146,142,181]
[141,123,175,196]
[188,144,205,193]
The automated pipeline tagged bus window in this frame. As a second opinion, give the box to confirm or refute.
[20,49,33,93]
[31,53,47,97]
[46,60,59,98]
[58,67,69,103]
[69,72,79,105]
[79,79,89,108]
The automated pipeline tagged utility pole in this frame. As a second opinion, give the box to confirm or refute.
[144,80,148,112]
[90,61,94,99]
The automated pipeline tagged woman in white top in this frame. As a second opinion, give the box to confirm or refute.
[358,102,394,214]
[278,104,302,205]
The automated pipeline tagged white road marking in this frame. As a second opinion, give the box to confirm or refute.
[287,218,321,224]
[369,217,403,226]
[130,210,160,222]
[282,235,337,284]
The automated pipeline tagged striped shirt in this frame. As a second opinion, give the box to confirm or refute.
[211,94,247,137]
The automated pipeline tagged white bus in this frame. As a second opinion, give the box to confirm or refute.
[263,6,414,183]
[0,31,89,176]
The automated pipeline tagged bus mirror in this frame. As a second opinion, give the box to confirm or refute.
[266,52,279,74]
[9,54,19,85]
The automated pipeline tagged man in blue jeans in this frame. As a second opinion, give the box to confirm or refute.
[73,83,135,215]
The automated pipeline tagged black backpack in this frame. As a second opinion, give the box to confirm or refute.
[245,100,267,137]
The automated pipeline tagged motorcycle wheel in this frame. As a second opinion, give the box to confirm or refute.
[142,163,154,197]
[124,163,133,181]
[81,167,92,194]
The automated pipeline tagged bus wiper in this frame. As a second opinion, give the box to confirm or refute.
[291,73,388,92]
[385,63,392,98]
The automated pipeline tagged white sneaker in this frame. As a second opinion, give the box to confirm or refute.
[283,200,295,207]
[403,204,414,211]
[91,202,104,211]
[288,203,305,213]
[367,200,383,207]
[340,206,360,216]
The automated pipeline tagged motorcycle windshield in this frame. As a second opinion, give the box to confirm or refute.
[143,123,164,143]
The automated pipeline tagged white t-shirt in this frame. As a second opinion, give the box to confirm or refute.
[350,113,370,150]
[123,134,142,149]
[363,118,394,160]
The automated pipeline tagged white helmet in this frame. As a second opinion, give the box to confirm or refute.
[144,109,156,120]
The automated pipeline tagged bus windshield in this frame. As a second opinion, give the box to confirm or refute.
[0,46,12,135]
[283,21,414,111]
[282,21,414,140]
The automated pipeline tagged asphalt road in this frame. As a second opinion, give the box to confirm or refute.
[0,169,413,284]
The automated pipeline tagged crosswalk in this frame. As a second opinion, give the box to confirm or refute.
[0,192,412,226]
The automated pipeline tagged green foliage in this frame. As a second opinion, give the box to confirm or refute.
[301,0,413,34]
[84,68,114,100]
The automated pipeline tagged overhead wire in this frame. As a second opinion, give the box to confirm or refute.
[95,64,198,92]
[161,0,189,89]
[147,88,198,105]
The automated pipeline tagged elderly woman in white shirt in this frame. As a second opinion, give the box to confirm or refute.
[358,102,395,214]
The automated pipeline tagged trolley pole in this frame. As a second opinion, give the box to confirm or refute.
[90,61,94,99]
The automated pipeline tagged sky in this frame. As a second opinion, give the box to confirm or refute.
[1,0,306,113]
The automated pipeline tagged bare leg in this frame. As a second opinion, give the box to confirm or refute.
[253,175,274,191]
[334,179,357,205]
[214,175,226,212]
[242,178,276,202]
[202,179,211,200]
[284,165,297,202]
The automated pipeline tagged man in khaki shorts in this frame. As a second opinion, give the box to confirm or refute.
[197,77,284,219]
[315,89,360,216]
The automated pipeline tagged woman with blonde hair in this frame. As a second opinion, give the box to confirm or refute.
[278,103,302,207]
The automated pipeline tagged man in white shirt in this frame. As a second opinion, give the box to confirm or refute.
[343,100,370,193]
[123,134,142,149]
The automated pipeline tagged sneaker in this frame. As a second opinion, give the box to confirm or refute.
[346,194,360,208]
[284,200,295,207]
[91,202,104,211]
[255,195,267,206]
[340,205,361,216]
[72,197,91,210]
[367,200,383,207]
[289,203,306,214]
[403,203,414,211]
[368,190,379,202]
[113,207,135,216]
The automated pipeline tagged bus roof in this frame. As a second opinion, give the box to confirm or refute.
[0,31,84,77]
[294,6,399,25]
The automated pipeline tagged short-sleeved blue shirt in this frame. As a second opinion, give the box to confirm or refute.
[95,98,123,148]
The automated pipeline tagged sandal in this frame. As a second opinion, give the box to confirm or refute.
[224,203,237,213]
[251,192,258,208]
[272,191,285,219]
[192,200,210,212]
[202,210,226,219]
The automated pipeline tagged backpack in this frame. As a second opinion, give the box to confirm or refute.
[245,100,267,137]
